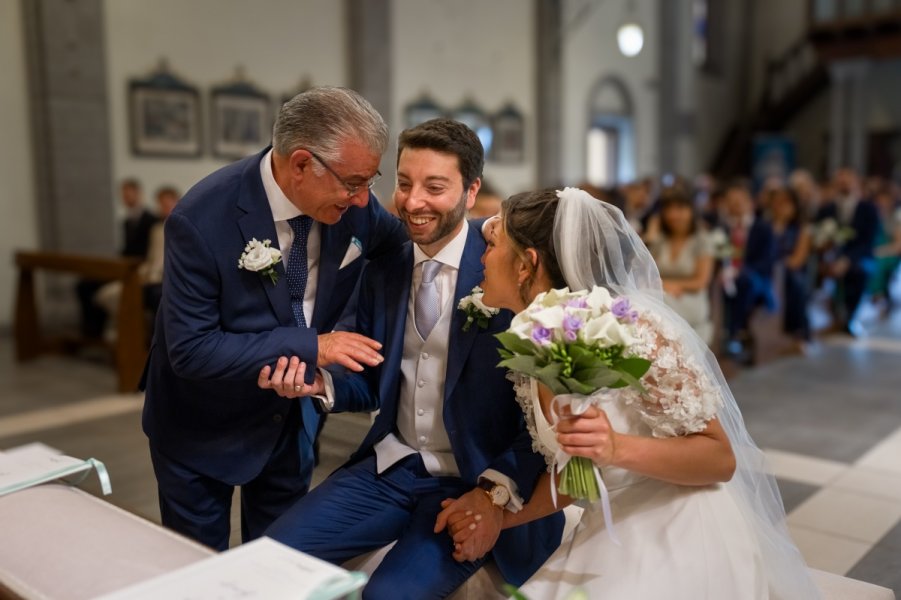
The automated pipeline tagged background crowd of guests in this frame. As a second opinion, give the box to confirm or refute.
[75,179,180,344]
[465,166,900,367]
[568,166,901,365]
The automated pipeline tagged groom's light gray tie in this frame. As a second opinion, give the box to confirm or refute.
[415,260,442,340]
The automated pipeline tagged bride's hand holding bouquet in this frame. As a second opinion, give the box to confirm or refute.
[496,286,651,502]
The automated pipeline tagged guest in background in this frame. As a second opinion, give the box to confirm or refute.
[94,186,181,334]
[720,181,776,364]
[700,185,727,231]
[621,177,655,236]
[815,167,879,335]
[75,178,158,339]
[869,182,901,313]
[769,186,812,353]
[788,168,821,223]
[648,185,715,345]
[469,178,503,218]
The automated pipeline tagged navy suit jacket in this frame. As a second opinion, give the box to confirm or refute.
[719,218,776,280]
[330,222,564,586]
[816,199,879,266]
[142,148,407,484]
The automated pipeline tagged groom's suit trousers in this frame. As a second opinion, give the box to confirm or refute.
[265,454,485,600]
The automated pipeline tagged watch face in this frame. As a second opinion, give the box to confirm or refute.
[491,485,510,506]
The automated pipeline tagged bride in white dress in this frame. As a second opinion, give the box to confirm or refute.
[453,188,819,599]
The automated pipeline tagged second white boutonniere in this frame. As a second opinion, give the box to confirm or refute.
[457,286,499,332]
[238,238,282,285]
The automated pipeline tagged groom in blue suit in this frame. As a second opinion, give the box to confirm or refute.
[264,119,563,599]
[142,87,407,550]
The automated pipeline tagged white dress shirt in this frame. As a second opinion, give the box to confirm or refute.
[260,149,320,326]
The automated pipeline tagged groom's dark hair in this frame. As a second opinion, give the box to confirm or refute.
[397,118,484,189]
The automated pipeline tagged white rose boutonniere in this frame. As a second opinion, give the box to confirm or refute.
[457,286,499,331]
[238,238,282,285]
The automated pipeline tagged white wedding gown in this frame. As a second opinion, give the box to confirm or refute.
[514,311,769,599]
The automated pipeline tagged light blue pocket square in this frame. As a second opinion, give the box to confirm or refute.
[339,236,363,269]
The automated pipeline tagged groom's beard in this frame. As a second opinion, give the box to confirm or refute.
[400,192,467,247]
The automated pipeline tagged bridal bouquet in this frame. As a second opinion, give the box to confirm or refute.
[496,286,651,502]
[812,218,855,250]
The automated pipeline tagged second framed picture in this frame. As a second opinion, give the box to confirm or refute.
[210,81,271,160]
[129,71,202,158]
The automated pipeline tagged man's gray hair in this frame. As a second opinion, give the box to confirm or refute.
[272,86,388,164]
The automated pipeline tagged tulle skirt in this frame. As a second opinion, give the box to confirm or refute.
[517,477,768,599]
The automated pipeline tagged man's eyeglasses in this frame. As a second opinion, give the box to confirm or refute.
[307,150,381,197]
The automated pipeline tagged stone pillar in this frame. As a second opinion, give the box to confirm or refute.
[22,0,114,254]
[658,0,679,175]
[829,59,870,174]
[347,0,394,203]
[536,0,562,187]
[829,62,847,174]
[848,60,869,174]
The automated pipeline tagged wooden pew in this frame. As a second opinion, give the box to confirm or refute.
[13,251,147,393]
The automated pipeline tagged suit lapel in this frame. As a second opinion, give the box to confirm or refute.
[376,244,414,427]
[444,224,485,402]
[236,150,293,326]
[311,220,351,330]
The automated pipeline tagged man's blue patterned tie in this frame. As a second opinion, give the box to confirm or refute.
[287,215,313,328]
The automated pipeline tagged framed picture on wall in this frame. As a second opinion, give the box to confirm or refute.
[210,81,271,160]
[129,70,202,157]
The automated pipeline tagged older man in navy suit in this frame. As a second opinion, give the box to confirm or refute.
[262,119,562,599]
[142,87,407,550]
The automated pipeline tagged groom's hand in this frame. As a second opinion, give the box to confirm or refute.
[317,331,384,372]
[434,489,503,562]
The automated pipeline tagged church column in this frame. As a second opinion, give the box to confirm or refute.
[536,0,563,187]
[22,0,114,254]
[847,59,870,174]
[346,0,394,203]
[828,61,848,174]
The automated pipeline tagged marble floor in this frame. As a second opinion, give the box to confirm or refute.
[1,308,900,595]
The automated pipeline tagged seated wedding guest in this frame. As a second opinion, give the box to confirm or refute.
[789,168,821,222]
[75,178,158,339]
[469,178,503,218]
[260,118,562,599]
[93,186,180,334]
[622,177,655,236]
[142,87,407,551]
[770,186,812,354]
[815,167,879,335]
[648,185,714,345]
[700,184,727,230]
[869,182,901,313]
[719,181,776,363]
[445,187,818,598]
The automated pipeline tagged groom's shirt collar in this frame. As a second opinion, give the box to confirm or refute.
[412,222,469,272]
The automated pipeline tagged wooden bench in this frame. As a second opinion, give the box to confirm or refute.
[13,251,147,393]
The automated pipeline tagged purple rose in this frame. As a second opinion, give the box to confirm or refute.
[562,314,583,342]
[564,298,588,309]
[531,326,552,346]
[611,296,632,320]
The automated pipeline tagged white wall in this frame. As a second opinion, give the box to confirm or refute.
[561,0,660,185]
[103,0,346,214]
[0,0,39,331]
[392,0,535,198]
